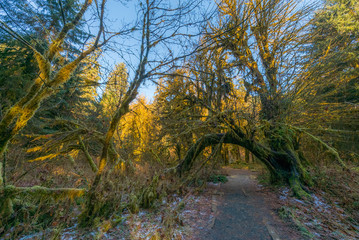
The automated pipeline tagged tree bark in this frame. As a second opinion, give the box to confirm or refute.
[177,129,311,198]
[245,148,250,163]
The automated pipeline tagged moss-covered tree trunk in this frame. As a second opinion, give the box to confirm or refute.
[79,5,153,222]
[245,148,250,163]
[0,0,99,219]
[0,0,94,158]
[177,128,312,198]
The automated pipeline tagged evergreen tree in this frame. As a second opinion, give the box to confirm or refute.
[100,63,129,119]
[0,0,99,134]
[301,0,359,156]
[309,0,359,103]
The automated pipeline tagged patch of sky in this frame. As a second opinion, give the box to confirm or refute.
[84,0,215,101]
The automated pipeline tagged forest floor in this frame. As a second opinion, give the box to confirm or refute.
[192,167,359,240]
[194,167,303,240]
[13,167,359,239]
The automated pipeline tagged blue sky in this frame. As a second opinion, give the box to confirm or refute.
[90,0,214,101]
[91,0,157,100]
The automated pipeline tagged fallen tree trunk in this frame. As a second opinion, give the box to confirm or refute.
[1,185,85,198]
[0,185,85,218]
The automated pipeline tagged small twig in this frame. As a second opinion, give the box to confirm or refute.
[58,0,66,25]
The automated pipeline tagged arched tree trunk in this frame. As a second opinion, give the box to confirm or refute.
[177,130,311,198]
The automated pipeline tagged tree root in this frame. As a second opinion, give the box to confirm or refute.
[289,176,311,199]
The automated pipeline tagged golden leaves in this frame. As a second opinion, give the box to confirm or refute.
[26,146,43,153]
[28,153,60,162]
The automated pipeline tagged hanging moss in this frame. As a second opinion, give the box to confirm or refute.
[33,51,51,79]
[289,126,348,169]
[78,136,98,173]
[177,127,313,199]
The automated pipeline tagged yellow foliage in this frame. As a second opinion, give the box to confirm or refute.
[101,63,129,118]
[69,149,79,159]
[26,146,43,153]
[115,95,158,162]
[31,134,54,141]
[52,167,80,178]
[28,153,60,162]
[115,161,126,172]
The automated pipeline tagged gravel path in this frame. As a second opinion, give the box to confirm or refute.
[199,168,302,240]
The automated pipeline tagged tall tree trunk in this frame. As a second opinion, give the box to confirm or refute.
[175,143,181,160]
[245,148,250,163]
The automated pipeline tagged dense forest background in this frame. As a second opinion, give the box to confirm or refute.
[0,0,358,238]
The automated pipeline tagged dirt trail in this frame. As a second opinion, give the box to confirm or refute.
[199,168,302,240]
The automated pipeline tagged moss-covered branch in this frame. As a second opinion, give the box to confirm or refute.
[1,185,86,200]
[78,136,98,173]
[177,129,312,198]
[0,0,99,157]
[289,126,348,169]
[47,0,93,61]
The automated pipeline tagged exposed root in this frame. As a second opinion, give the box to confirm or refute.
[289,176,311,199]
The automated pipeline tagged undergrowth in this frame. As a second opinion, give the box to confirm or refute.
[0,154,207,239]
[275,162,359,239]
[208,174,228,183]
[311,163,359,222]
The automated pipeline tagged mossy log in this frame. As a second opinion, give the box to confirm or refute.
[1,185,85,199]
[0,185,85,218]
[177,130,311,198]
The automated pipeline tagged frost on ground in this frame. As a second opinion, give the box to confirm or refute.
[12,189,214,240]
[278,187,359,240]
[117,192,213,240]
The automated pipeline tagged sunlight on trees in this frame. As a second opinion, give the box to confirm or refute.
[101,63,128,118]
[0,0,358,238]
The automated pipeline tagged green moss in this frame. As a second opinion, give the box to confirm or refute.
[34,51,50,79]
[78,136,98,173]
[128,194,139,213]
[290,126,348,169]
[208,174,228,183]
[299,165,313,187]
[1,185,85,201]
[289,176,311,199]
[140,176,159,209]
[0,197,14,218]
